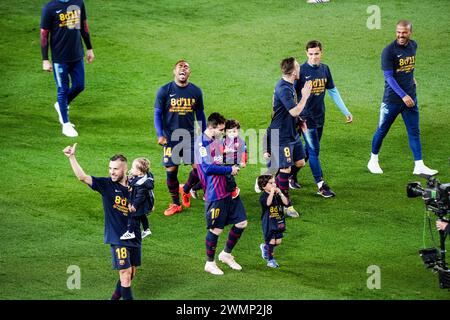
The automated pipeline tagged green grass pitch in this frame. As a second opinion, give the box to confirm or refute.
[0,0,449,299]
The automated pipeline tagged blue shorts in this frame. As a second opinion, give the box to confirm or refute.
[162,137,195,167]
[205,196,247,229]
[261,211,286,243]
[110,245,141,270]
[269,139,305,170]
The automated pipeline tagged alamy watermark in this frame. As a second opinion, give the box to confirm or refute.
[163,128,284,175]
[367,5,381,30]
[366,265,381,289]
[67,265,81,290]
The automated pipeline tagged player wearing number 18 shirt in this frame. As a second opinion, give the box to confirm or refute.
[63,144,140,300]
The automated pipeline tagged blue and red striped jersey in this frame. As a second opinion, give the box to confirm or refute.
[223,136,247,165]
[195,134,232,202]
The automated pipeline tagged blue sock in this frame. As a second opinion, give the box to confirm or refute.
[265,243,275,260]
[225,226,244,253]
[205,231,219,262]
[290,165,300,182]
[121,286,133,300]
[166,169,180,205]
[183,168,199,193]
[111,279,121,300]
[276,172,291,205]
[141,215,149,231]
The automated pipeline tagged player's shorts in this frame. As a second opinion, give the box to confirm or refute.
[162,136,195,167]
[261,213,286,243]
[268,139,305,170]
[110,245,141,270]
[205,196,247,230]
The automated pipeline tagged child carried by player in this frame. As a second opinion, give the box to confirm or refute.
[120,157,155,240]
[223,119,248,199]
[257,174,289,268]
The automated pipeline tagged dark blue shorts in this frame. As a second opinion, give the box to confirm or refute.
[162,137,195,167]
[261,211,286,243]
[205,196,247,229]
[110,245,141,270]
[269,139,305,170]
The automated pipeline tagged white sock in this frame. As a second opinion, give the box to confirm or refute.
[415,160,424,167]
[370,153,379,162]
[317,181,324,189]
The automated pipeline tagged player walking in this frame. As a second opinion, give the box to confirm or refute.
[292,40,353,197]
[367,20,438,176]
[40,0,94,137]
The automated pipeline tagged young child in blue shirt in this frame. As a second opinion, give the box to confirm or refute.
[257,175,289,268]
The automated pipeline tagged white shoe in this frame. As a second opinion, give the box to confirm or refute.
[307,0,330,3]
[254,177,262,193]
[367,159,383,174]
[204,261,224,275]
[141,229,152,239]
[218,250,242,270]
[413,165,438,176]
[62,122,78,137]
[120,231,135,240]
[284,206,300,218]
[190,189,198,199]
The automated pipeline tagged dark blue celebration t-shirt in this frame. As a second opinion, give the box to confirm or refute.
[259,192,284,219]
[381,39,417,105]
[90,177,141,248]
[40,0,87,63]
[154,81,204,139]
[268,79,299,142]
[294,63,335,128]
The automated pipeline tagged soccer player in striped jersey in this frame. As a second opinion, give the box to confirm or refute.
[195,113,247,275]
[40,0,94,137]
[293,40,353,197]
[368,20,438,176]
[154,60,207,216]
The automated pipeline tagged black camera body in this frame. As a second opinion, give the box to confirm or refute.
[407,175,450,290]
[407,176,450,217]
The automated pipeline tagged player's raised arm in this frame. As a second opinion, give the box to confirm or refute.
[63,143,93,186]
[288,81,312,117]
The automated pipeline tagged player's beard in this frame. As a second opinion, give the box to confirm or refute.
[397,36,409,45]
[111,173,124,182]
